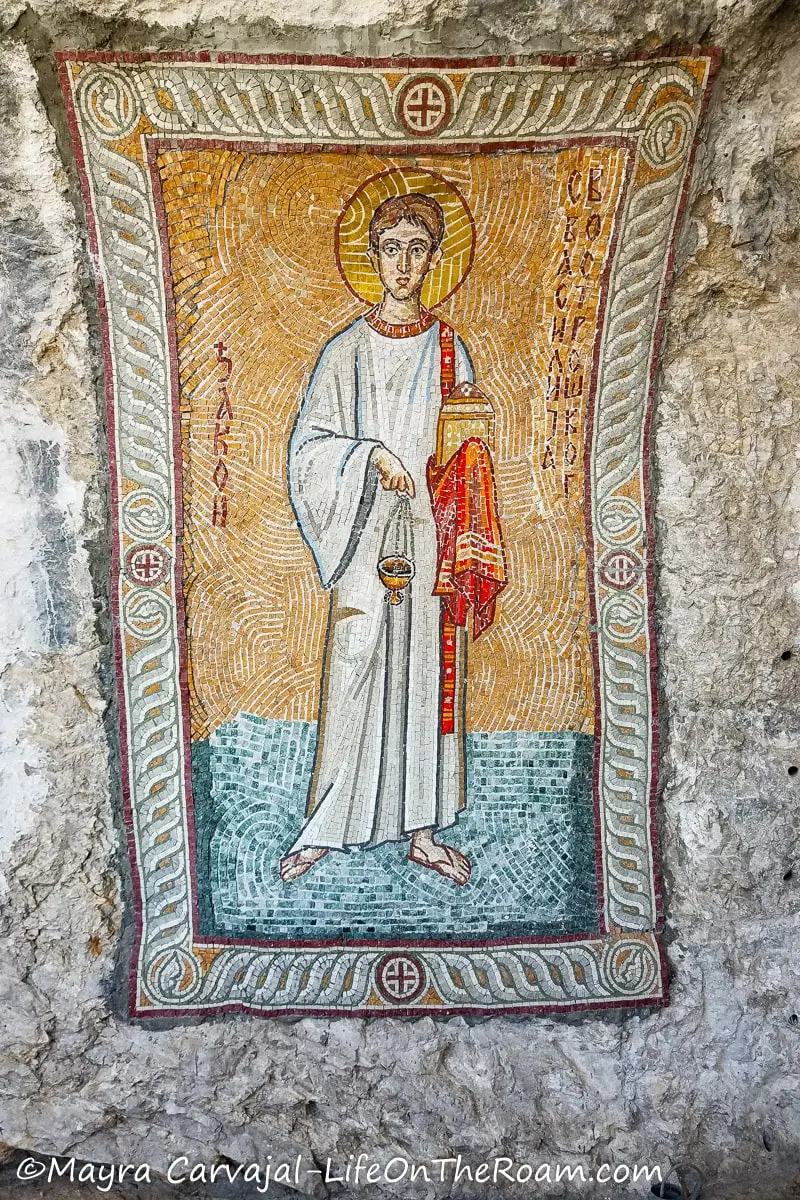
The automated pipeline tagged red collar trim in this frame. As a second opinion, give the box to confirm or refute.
[364,306,436,339]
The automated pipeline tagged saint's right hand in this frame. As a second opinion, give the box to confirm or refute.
[372,446,416,498]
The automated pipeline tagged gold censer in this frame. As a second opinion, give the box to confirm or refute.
[378,554,415,604]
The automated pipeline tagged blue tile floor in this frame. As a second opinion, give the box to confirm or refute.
[192,715,599,941]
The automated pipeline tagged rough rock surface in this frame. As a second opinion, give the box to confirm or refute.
[0,2,798,1198]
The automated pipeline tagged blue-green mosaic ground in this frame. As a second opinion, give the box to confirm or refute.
[192,716,599,940]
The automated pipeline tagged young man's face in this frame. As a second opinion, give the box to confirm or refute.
[370,218,443,303]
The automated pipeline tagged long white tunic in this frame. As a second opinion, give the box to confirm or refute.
[288,314,474,851]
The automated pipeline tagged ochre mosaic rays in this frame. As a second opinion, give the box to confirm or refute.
[162,147,625,741]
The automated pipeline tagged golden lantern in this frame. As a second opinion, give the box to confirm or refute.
[436,381,495,466]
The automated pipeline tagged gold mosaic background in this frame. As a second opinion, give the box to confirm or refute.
[158,147,628,741]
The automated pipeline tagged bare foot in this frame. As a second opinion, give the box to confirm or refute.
[408,831,471,885]
[279,847,328,882]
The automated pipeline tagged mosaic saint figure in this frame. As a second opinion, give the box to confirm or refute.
[281,191,501,885]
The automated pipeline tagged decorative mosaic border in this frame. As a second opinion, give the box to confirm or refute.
[59,50,718,1017]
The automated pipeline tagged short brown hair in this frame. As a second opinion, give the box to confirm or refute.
[368,194,445,254]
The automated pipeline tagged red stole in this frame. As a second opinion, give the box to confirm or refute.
[427,323,507,734]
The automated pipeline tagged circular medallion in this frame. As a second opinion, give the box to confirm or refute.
[641,101,695,170]
[397,75,453,137]
[596,495,643,547]
[123,589,172,641]
[125,543,170,588]
[375,952,426,1005]
[601,938,659,997]
[335,167,475,309]
[75,66,140,139]
[122,490,170,541]
[600,593,646,643]
[147,947,202,1003]
[598,549,643,591]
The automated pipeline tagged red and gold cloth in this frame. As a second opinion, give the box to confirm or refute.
[427,436,507,733]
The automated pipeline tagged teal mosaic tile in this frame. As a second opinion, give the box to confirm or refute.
[193,715,598,940]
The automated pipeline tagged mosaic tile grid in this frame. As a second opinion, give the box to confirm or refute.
[193,717,597,940]
[58,51,719,1017]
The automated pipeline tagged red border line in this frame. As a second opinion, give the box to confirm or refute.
[55,48,720,71]
[146,134,636,157]
[134,984,668,1020]
[55,50,505,68]
[146,132,634,956]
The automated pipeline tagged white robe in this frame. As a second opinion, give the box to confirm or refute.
[288,314,474,851]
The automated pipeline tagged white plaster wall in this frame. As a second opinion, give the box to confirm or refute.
[0,2,798,1197]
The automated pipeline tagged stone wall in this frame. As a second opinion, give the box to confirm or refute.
[0,1,798,1197]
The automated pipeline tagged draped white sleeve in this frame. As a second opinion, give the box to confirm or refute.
[288,325,382,588]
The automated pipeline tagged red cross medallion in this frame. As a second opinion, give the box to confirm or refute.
[125,543,170,588]
[375,952,426,1004]
[598,549,643,591]
[397,76,453,137]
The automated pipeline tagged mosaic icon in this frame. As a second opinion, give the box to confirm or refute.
[59,49,718,1018]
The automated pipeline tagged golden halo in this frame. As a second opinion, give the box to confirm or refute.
[334,167,476,309]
